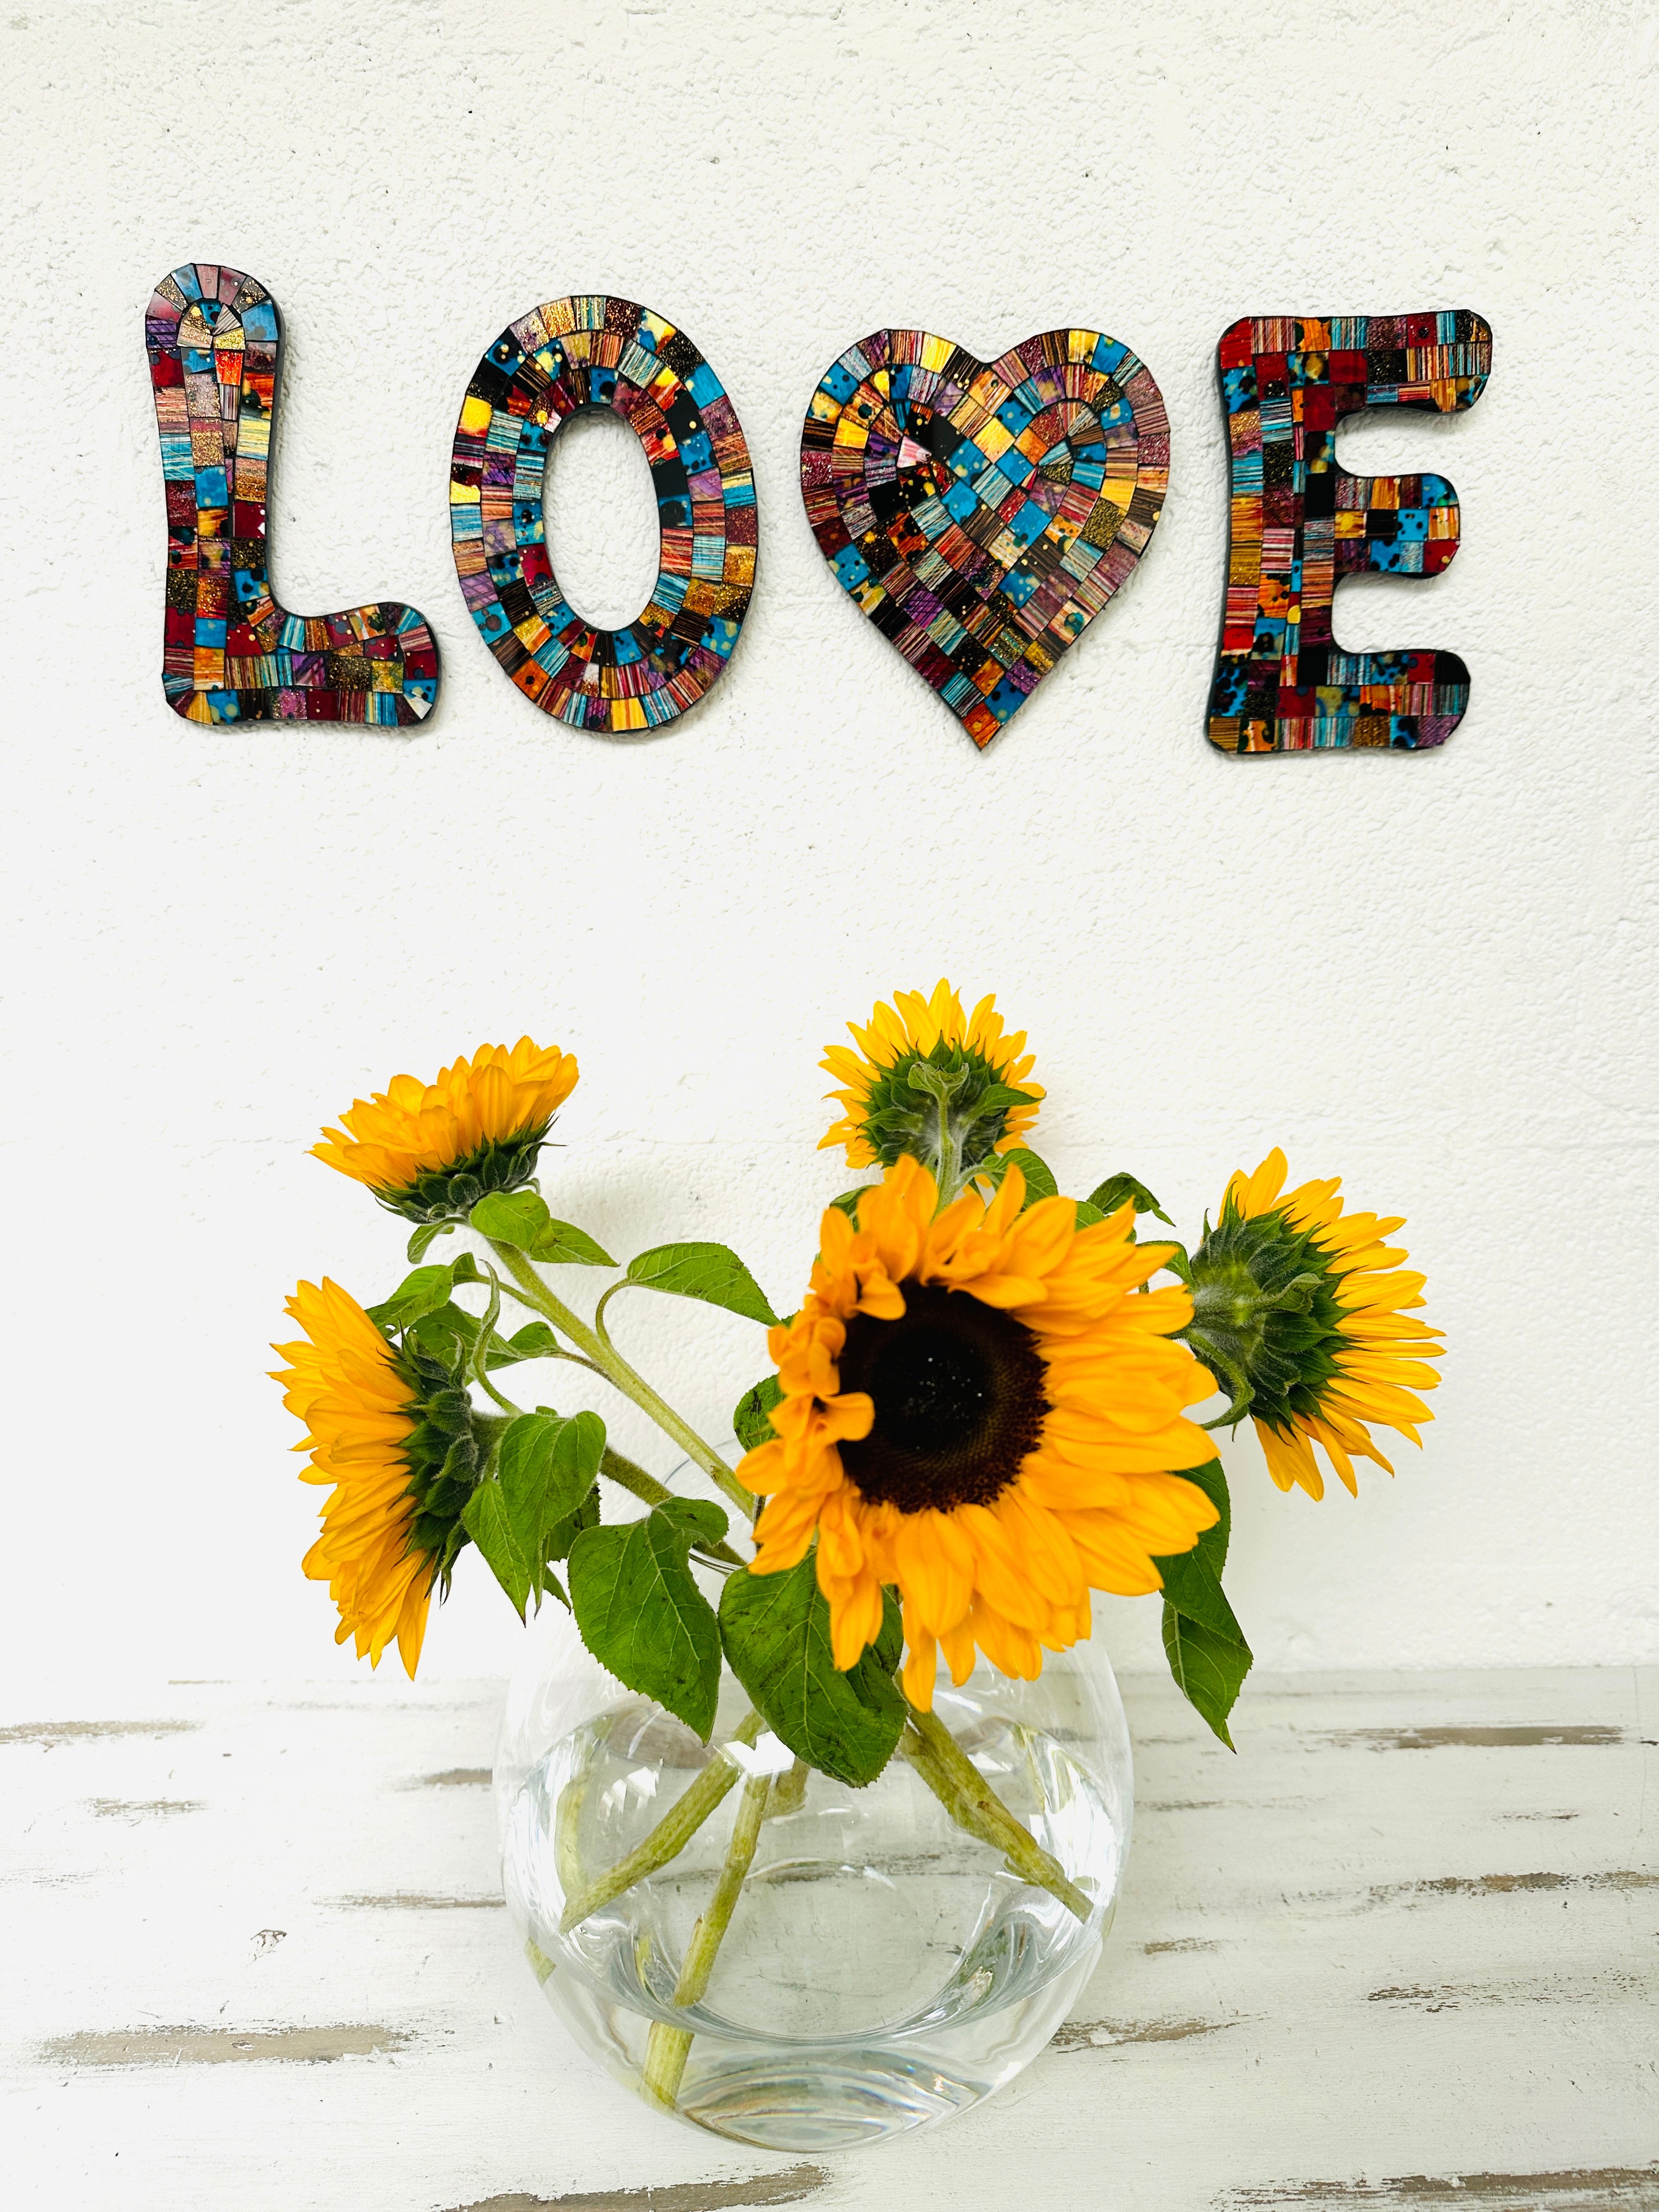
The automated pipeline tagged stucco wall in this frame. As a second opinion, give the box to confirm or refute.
[2,0,1654,1692]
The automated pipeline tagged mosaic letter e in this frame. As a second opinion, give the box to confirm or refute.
[1207,312,1491,753]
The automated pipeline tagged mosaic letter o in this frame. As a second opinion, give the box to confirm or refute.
[449,296,757,731]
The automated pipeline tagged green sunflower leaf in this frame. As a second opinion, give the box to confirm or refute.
[462,1409,606,1619]
[1153,1460,1237,1627]
[501,1409,606,1567]
[868,1585,902,1675]
[719,1558,906,1788]
[403,1303,554,1373]
[1007,1147,1057,1203]
[407,1220,456,1263]
[978,1147,1057,1205]
[623,1242,780,1327]
[1155,1459,1251,1746]
[1160,1605,1252,1752]
[567,1499,728,1741]
[829,1188,868,1218]
[533,1219,617,1266]
[369,1261,471,1331]
[469,1189,550,1246]
[1073,1200,1107,1228]
[501,1321,562,1361]
[461,1483,549,1620]
[1088,1172,1175,1227]
[733,1373,783,1453]
[470,1190,616,1266]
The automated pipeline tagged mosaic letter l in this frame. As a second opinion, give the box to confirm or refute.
[145,263,439,728]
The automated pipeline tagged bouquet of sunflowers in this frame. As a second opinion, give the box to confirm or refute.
[274,983,1440,2104]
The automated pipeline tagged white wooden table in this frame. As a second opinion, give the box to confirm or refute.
[5,1669,1655,2211]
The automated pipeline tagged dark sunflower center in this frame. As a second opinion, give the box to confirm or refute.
[837,1284,1048,1514]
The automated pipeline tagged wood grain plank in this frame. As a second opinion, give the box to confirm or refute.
[446,2167,831,2211]
[2,1670,1652,2212]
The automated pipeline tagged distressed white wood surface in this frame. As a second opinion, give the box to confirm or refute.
[4,1669,1655,2212]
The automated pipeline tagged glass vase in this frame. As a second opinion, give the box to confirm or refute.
[495,1589,1133,2152]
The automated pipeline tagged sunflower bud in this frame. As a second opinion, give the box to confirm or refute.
[1183,1149,1442,1502]
[1183,1206,1337,1430]
[820,982,1042,1190]
[273,1279,495,1675]
[312,1040,579,1223]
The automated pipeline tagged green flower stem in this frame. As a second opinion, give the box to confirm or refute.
[907,1059,967,1206]
[487,1241,754,1521]
[554,1716,614,1899]
[557,1709,765,1935]
[765,1757,809,1819]
[901,1703,1091,1923]
[598,1447,745,1569]
[641,1764,773,2109]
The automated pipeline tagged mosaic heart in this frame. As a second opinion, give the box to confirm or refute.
[800,328,1167,747]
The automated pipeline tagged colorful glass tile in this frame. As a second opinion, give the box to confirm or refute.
[144,263,439,729]
[449,296,756,731]
[800,327,1167,747]
[1207,311,1493,753]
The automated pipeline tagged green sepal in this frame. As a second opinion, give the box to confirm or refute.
[622,1242,779,1327]
[385,1335,490,1585]
[1087,1173,1175,1228]
[421,1386,473,1436]
[853,1040,1040,1177]
[376,1122,555,1227]
[1153,1459,1252,1747]
[719,1557,905,1788]
[567,1499,728,1740]
[733,1373,783,1453]
[829,1188,868,1218]
[1184,1200,1343,1432]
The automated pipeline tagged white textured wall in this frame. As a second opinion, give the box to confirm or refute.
[2,0,1653,1698]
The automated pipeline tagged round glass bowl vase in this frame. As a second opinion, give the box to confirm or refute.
[495,1599,1133,2153]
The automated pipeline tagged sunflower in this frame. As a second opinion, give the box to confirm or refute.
[821,981,1043,1176]
[272,1279,482,1675]
[1186,1149,1443,1500]
[738,1156,1219,1708]
[312,1039,579,1223]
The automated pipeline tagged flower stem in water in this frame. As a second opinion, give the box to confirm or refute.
[641,1765,774,2108]
[558,1711,764,1934]
[901,1704,1092,1923]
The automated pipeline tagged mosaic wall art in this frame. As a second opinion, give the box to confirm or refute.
[800,327,1167,748]
[1208,311,1493,753]
[449,296,755,731]
[144,263,439,728]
